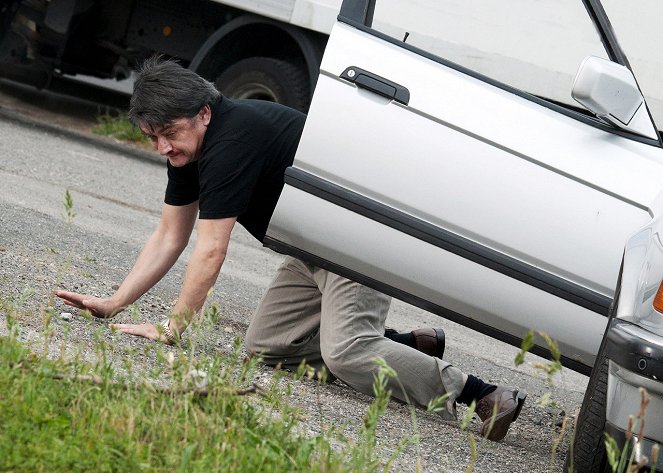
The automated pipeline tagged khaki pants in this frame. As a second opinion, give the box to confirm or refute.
[245,257,464,419]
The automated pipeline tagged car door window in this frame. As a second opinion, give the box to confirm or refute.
[600,0,663,132]
[371,0,609,111]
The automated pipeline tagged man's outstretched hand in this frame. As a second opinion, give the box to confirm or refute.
[55,290,120,319]
[111,323,174,344]
[55,291,173,344]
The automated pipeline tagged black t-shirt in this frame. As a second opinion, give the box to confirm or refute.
[164,97,306,241]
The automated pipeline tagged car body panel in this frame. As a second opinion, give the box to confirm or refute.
[265,0,663,464]
[269,185,610,368]
[289,61,651,296]
[267,20,663,370]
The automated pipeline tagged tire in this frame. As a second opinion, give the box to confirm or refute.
[565,275,622,473]
[215,57,310,112]
[565,345,609,472]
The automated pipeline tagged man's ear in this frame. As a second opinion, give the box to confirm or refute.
[200,105,211,126]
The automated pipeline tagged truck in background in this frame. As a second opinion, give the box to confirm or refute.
[0,0,343,111]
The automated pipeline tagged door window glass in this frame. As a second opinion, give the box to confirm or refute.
[371,0,609,109]
[600,0,663,132]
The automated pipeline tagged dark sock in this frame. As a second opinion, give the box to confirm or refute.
[456,375,497,406]
[384,328,399,337]
[384,329,416,348]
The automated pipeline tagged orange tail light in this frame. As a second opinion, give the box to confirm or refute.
[653,281,663,313]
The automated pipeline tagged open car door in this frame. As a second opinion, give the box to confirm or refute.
[265,0,663,373]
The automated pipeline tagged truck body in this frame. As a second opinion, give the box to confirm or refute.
[0,0,342,110]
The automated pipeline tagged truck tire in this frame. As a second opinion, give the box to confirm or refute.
[565,346,609,472]
[215,57,310,112]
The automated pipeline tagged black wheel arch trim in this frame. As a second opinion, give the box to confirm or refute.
[263,236,593,376]
[189,14,324,101]
[283,167,613,318]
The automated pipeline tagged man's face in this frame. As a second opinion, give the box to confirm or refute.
[141,105,211,167]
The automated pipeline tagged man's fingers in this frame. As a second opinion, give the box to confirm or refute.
[110,324,159,341]
[55,290,82,300]
[55,291,87,308]
[55,291,115,318]
[111,323,137,334]
[59,296,95,312]
[61,299,89,310]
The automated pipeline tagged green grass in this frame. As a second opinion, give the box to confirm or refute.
[63,188,76,224]
[92,115,149,145]
[0,303,408,473]
[14,292,660,472]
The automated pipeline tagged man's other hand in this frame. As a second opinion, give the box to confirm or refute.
[55,290,119,318]
[110,323,173,344]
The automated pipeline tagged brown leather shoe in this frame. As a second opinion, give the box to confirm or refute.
[411,328,445,359]
[475,386,527,441]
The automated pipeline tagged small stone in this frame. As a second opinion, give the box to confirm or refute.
[224,326,234,333]
[166,351,175,365]
[60,312,73,321]
[187,369,208,388]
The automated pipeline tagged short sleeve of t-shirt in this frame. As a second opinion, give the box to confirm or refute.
[196,139,263,219]
[165,161,199,206]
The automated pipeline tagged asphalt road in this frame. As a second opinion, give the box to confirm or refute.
[0,83,588,472]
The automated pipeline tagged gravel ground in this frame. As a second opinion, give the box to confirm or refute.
[0,80,587,472]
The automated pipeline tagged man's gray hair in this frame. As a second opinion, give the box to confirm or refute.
[128,56,220,130]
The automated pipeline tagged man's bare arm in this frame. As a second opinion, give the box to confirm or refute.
[56,202,198,318]
[112,216,236,342]
[169,216,236,332]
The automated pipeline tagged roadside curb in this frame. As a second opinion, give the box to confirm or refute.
[0,106,163,166]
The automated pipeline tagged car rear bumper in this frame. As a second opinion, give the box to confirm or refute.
[605,421,662,471]
[605,319,663,469]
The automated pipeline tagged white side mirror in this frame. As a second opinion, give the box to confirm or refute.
[572,56,657,140]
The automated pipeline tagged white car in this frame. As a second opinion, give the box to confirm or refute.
[265,0,663,470]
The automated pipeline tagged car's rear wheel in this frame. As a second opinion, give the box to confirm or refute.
[215,57,310,112]
[565,279,621,473]
[565,344,609,472]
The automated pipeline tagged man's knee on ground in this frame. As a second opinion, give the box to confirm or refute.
[244,328,267,356]
[320,336,380,389]
[244,327,311,359]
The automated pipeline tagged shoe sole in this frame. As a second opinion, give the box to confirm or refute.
[481,389,527,442]
[513,390,527,422]
[433,328,445,359]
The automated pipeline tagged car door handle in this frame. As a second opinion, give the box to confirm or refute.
[340,67,410,105]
